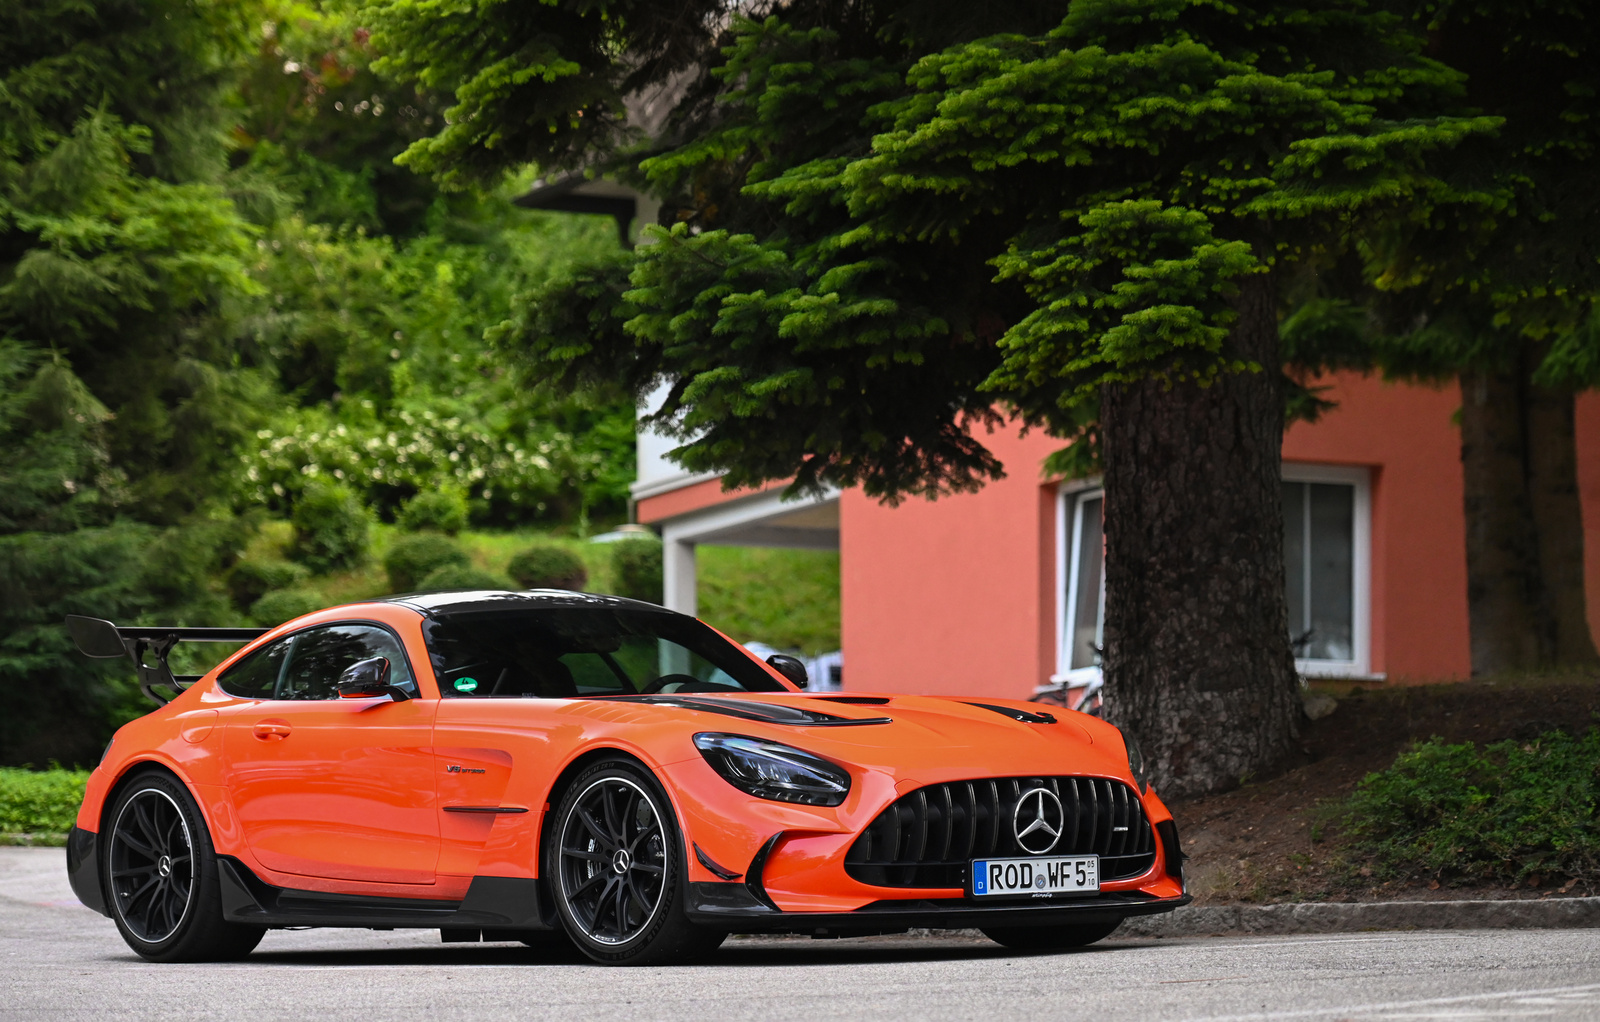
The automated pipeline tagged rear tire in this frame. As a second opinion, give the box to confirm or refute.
[545,758,725,965]
[103,770,265,963]
[981,919,1121,950]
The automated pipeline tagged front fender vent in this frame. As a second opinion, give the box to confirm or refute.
[843,776,1156,889]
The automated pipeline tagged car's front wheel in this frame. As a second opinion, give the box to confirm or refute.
[103,770,265,963]
[980,919,1121,951]
[546,758,725,965]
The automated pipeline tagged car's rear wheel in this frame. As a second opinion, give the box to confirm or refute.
[103,771,265,963]
[980,919,1121,950]
[546,758,725,965]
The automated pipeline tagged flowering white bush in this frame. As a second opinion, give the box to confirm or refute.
[239,408,614,523]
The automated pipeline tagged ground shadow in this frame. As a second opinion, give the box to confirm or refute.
[228,935,1155,970]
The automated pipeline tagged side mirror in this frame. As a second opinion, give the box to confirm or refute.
[766,654,808,690]
[336,656,409,701]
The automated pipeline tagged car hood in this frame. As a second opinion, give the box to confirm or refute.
[563,691,1130,782]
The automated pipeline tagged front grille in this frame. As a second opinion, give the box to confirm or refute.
[844,776,1157,889]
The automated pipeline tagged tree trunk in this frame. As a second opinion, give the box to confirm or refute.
[1099,270,1301,799]
[1524,384,1598,664]
[1459,369,1551,674]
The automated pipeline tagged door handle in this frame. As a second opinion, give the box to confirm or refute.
[252,721,292,740]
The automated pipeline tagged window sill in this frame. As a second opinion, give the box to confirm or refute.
[1296,661,1385,682]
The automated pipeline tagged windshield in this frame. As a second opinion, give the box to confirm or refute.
[421,607,786,698]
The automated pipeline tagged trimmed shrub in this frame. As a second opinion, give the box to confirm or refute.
[1340,728,1600,886]
[507,545,587,591]
[0,767,89,836]
[397,486,469,535]
[226,557,311,611]
[419,564,510,591]
[288,481,370,573]
[250,588,327,627]
[611,536,663,604]
[384,533,469,592]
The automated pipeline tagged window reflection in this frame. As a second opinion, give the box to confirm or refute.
[1283,481,1355,662]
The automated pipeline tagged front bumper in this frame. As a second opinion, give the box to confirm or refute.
[685,881,1190,935]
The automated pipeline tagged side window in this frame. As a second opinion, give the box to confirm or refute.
[276,624,418,701]
[217,639,292,699]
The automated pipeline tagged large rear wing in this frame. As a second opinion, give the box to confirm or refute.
[66,615,269,705]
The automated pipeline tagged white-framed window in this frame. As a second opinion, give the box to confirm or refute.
[1282,463,1372,677]
[1054,464,1372,681]
[1054,482,1105,682]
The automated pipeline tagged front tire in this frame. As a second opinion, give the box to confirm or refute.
[981,919,1121,950]
[546,759,725,965]
[103,771,265,963]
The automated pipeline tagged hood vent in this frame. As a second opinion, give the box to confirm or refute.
[964,702,1057,725]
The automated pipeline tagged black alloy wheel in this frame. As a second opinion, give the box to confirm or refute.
[980,919,1122,950]
[548,759,725,965]
[108,786,194,943]
[102,771,266,962]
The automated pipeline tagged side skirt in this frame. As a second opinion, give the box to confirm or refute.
[218,857,554,932]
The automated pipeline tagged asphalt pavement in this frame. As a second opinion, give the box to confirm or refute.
[3,846,1597,1021]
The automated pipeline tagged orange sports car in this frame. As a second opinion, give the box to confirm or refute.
[63,590,1188,965]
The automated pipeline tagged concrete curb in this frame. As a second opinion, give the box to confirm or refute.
[1115,896,1600,937]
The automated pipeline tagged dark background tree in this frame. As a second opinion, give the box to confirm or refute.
[0,0,266,764]
[372,0,1490,796]
[1369,0,1600,674]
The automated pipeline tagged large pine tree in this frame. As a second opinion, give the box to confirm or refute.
[371,0,1489,796]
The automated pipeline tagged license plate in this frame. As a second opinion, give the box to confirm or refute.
[971,855,1099,897]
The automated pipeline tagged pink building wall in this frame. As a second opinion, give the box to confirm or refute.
[840,374,1600,698]
[840,424,1061,700]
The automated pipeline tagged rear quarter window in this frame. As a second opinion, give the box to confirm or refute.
[216,639,291,699]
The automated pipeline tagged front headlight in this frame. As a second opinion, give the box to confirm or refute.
[693,733,851,807]
[1118,726,1148,794]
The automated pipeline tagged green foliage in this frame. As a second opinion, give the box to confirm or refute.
[485,1,1488,500]
[244,406,595,524]
[363,0,727,189]
[1340,730,1600,885]
[288,481,371,573]
[0,768,90,836]
[610,537,663,605]
[0,0,271,767]
[0,0,635,768]
[237,201,631,525]
[383,532,468,592]
[697,547,840,656]
[418,564,509,591]
[397,486,469,535]
[233,7,450,237]
[506,546,587,590]
[227,557,312,610]
[0,346,247,767]
[250,587,328,627]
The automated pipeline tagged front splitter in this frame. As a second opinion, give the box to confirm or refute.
[686,883,1191,935]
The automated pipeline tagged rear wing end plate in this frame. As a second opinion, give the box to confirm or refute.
[65,616,269,705]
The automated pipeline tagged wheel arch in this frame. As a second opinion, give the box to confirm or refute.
[537,745,692,871]
[98,757,210,839]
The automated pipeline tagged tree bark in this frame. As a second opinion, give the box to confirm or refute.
[1099,269,1301,799]
[1459,369,1551,673]
[1524,384,1598,665]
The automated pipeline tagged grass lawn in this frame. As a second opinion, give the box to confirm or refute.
[697,546,840,656]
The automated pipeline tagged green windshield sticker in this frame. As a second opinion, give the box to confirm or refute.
[454,677,478,693]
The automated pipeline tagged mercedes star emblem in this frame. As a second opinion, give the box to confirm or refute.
[1012,786,1065,854]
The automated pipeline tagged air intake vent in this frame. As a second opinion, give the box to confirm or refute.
[844,776,1156,889]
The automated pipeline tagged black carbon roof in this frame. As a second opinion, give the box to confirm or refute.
[381,588,675,617]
